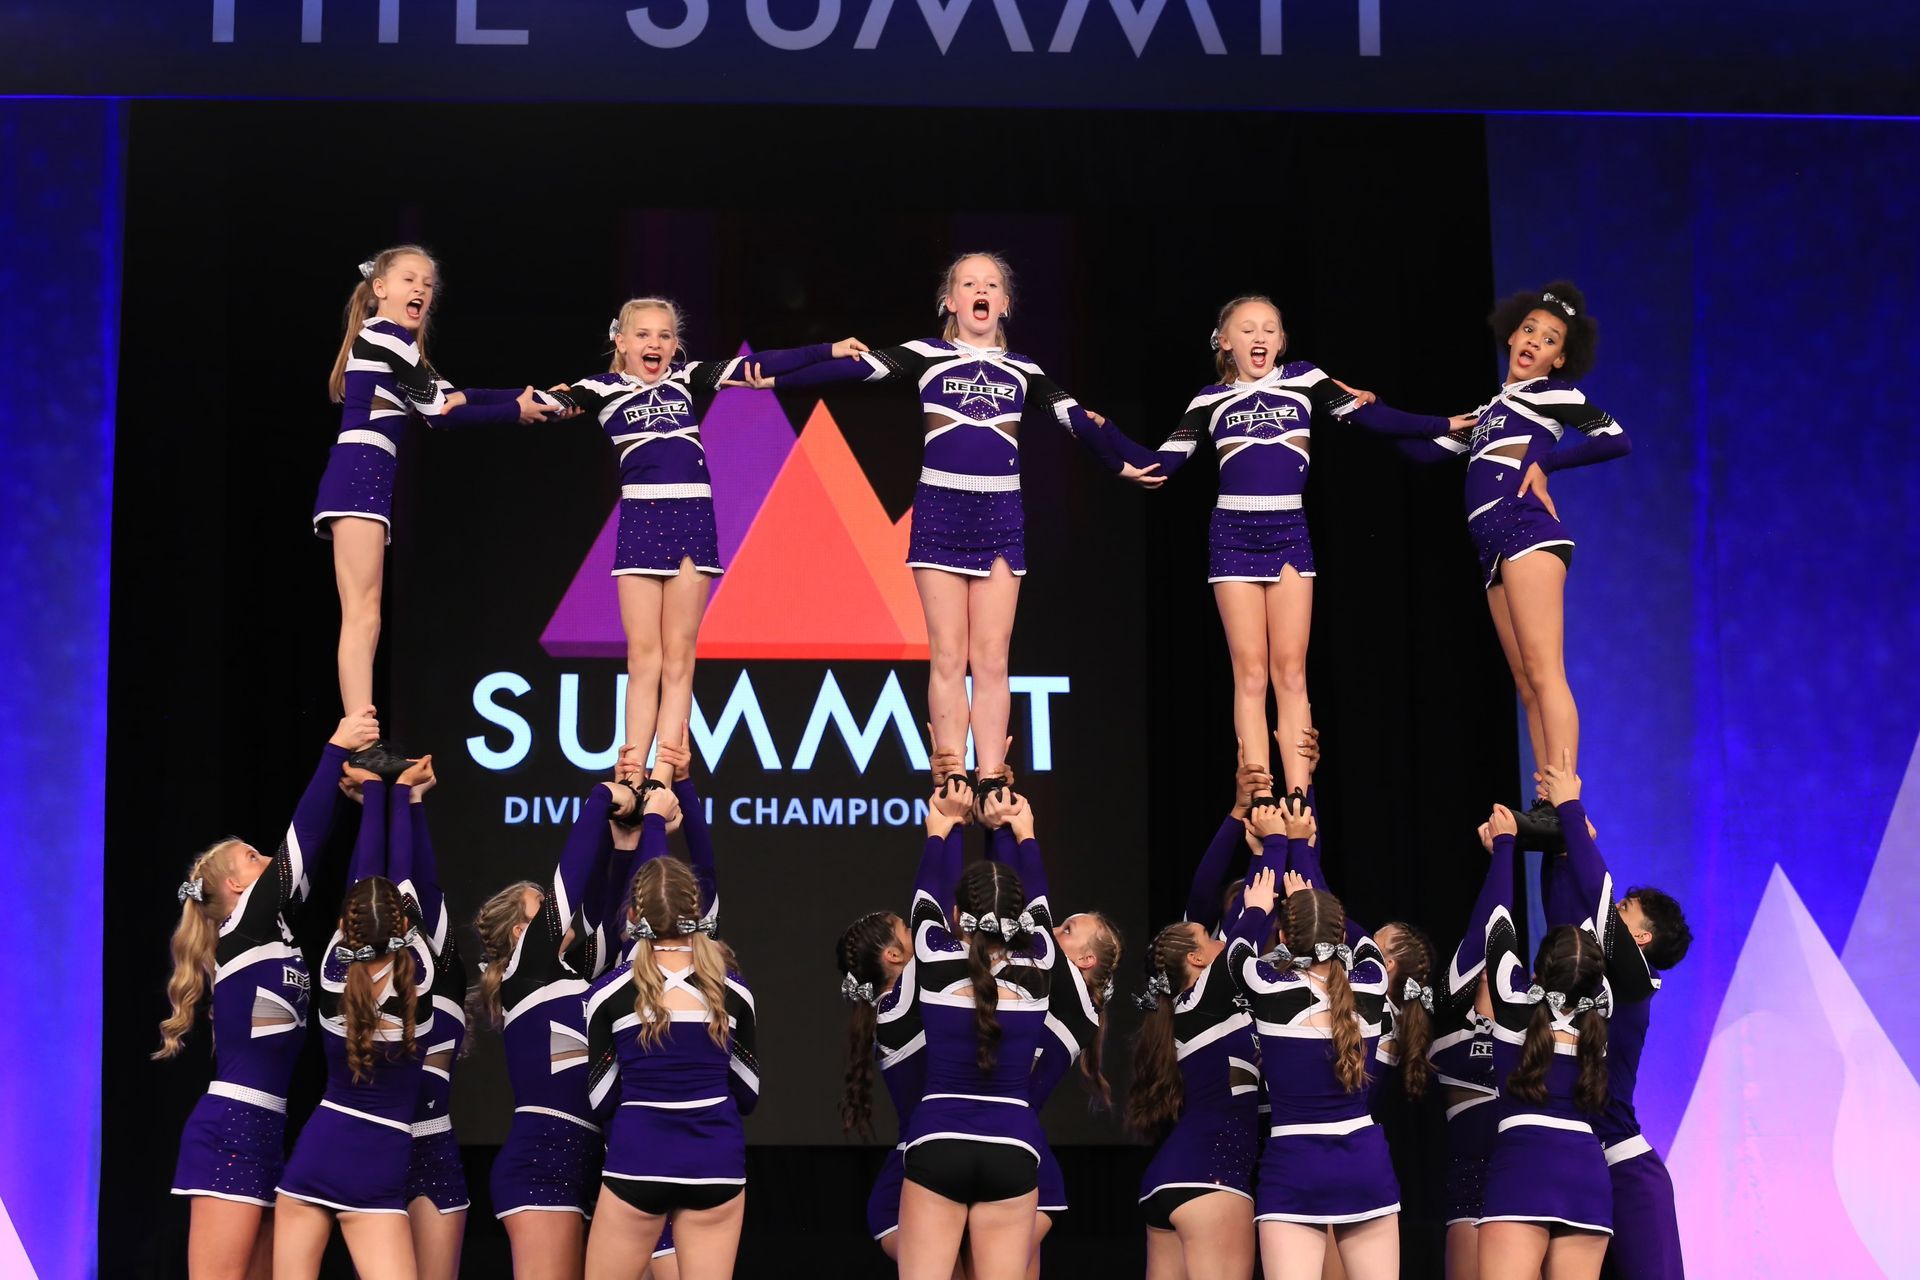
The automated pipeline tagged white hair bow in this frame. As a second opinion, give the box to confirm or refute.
[177,878,205,904]
[358,259,377,281]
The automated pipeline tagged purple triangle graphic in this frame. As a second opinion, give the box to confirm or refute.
[539,343,797,658]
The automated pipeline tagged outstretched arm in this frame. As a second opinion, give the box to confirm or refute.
[768,343,922,391]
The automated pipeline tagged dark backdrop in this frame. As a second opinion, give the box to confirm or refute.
[104,101,1511,1276]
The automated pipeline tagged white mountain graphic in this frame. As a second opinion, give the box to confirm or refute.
[1668,864,1920,1278]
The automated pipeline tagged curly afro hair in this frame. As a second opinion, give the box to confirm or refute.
[1489,279,1598,381]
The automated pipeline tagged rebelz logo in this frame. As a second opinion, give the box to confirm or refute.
[621,389,690,429]
[466,350,1069,827]
[943,371,1018,414]
[1223,400,1302,432]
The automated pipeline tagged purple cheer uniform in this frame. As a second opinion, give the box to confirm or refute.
[169,743,348,1206]
[896,829,1054,1200]
[277,780,438,1215]
[1126,363,1364,583]
[393,798,470,1215]
[555,346,834,577]
[863,828,954,1242]
[1477,833,1613,1236]
[1546,802,1685,1277]
[1228,911,1399,1226]
[1425,847,1507,1228]
[312,317,525,541]
[487,784,636,1221]
[1382,378,1630,588]
[582,948,761,1203]
[775,338,1133,576]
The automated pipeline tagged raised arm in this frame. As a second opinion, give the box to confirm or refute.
[553,783,622,937]
[346,776,389,889]
[281,711,378,903]
[583,977,624,1125]
[913,779,972,918]
[1445,808,1517,1000]
[1514,387,1630,473]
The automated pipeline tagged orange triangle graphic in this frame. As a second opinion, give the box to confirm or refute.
[699,404,930,660]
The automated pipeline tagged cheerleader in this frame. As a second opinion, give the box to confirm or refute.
[549,302,865,760]
[275,766,439,1280]
[315,247,567,720]
[1537,758,1690,1279]
[386,762,470,1280]
[471,774,647,1280]
[1475,806,1613,1280]
[836,777,972,1259]
[1374,283,1631,838]
[157,709,377,1280]
[1413,819,1509,1280]
[1101,298,1466,800]
[983,792,1124,1277]
[1227,871,1400,1280]
[1128,865,1277,1280]
[583,854,759,1280]
[896,797,1055,1280]
[766,253,1154,800]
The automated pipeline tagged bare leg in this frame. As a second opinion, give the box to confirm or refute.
[645,1245,680,1280]
[1146,1226,1190,1280]
[186,1196,266,1280]
[1320,1227,1347,1280]
[1172,1191,1256,1280]
[1214,581,1273,776]
[584,1185,664,1280]
[407,1200,465,1280]
[1501,553,1576,774]
[618,575,667,759]
[504,1209,586,1280]
[1445,1221,1480,1280]
[1478,1221,1549,1280]
[916,569,973,761]
[338,1210,419,1280]
[1259,1219,1329,1280]
[1263,569,1314,795]
[899,1178,974,1280]
[662,1192,745,1280]
[1329,1216,1397,1280]
[966,561,1022,776]
[1541,1229,1608,1280]
[1485,582,1546,784]
[657,562,713,755]
[269,1196,334,1280]
[881,1230,901,1263]
[961,1191,1040,1280]
[331,517,387,714]
[1026,1210,1052,1280]
[246,1210,272,1280]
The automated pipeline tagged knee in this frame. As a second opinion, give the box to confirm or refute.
[928,642,968,683]
[625,638,662,679]
[1233,662,1269,700]
[342,609,380,645]
[660,641,696,686]
[1518,644,1566,691]
[966,643,1009,683]
[1269,654,1306,696]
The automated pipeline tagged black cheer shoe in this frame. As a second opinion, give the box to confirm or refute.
[1512,799,1564,853]
[348,741,414,781]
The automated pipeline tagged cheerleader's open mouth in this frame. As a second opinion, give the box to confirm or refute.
[1248,344,1270,367]
[640,352,665,373]
[405,298,424,321]
[1514,348,1537,370]
[972,297,991,320]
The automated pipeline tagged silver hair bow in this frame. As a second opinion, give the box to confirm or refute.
[958,912,998,935]
[358,259,376,281]
[177,878,205,904]
[1313,941,1355,969]
[1009,910,1036,936]
[1265,943,1309,970]
[608,317,622,341]
[1402,977,1434,1011]
[840,972,879,1005]
[1100,977,1116,1004]
[1208,326,1222,352]
[1541,290,1577,317]
[1132,972,1174,1010]
[632,917,658,940]
[385,926,419,954]
[334,942,378,963]
[676,917,715,936]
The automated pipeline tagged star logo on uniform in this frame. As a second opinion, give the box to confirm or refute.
[943,363,1017,416]
[622,386,688,430]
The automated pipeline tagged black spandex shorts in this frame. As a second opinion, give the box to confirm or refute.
[1490,542,1573,586]
[602,1177,741,1216]
[903,1139,1038,1205]
[1141,1185,1238,1231]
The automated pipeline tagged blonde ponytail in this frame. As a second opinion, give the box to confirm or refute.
[153,839,246,1060]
